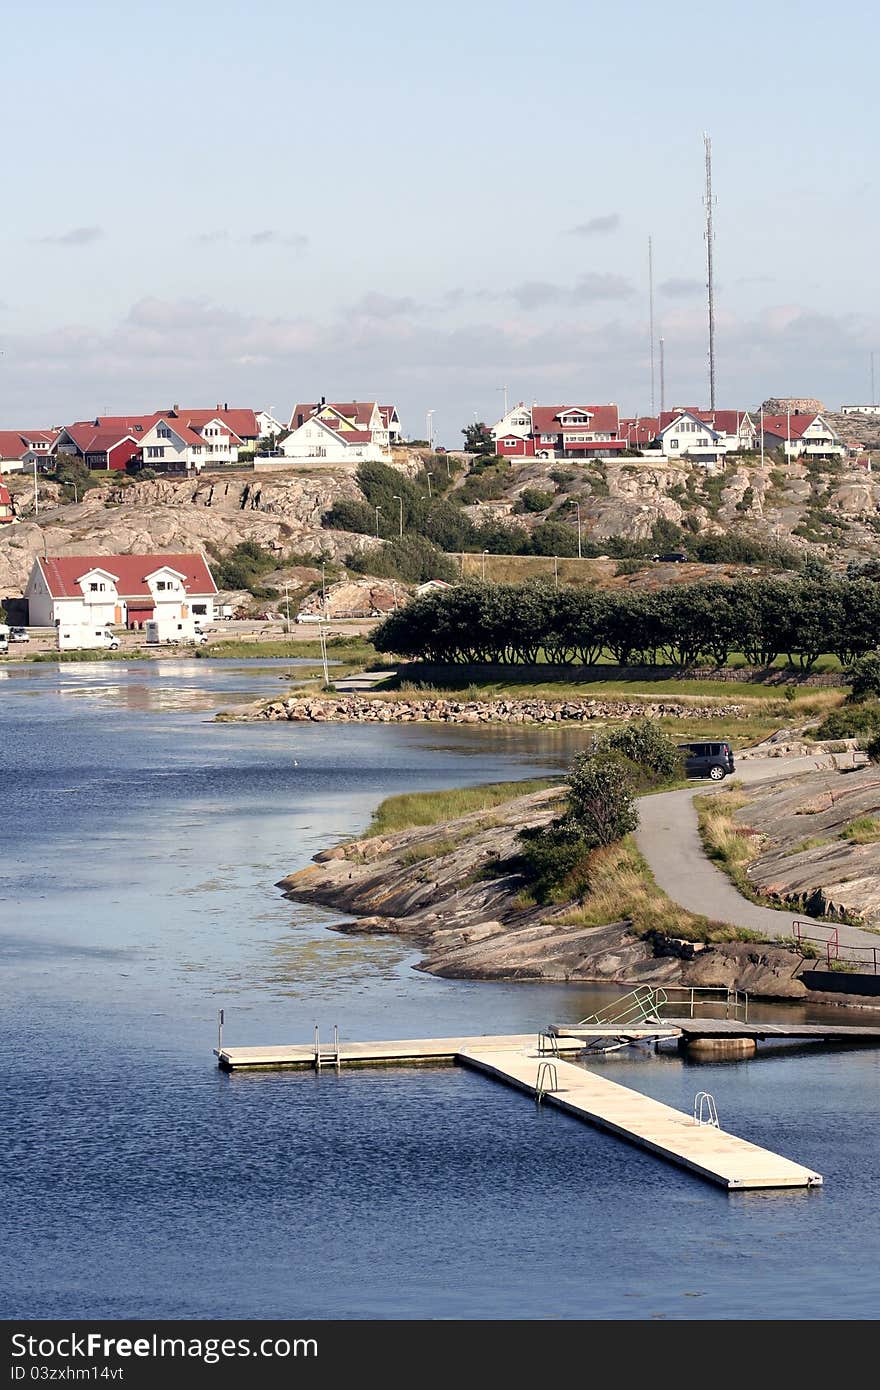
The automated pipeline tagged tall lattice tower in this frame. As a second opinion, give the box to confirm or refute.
[703,133,717,411]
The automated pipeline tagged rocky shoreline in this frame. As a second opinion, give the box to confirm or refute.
[277,785,839,1000]
[243,694,747,725]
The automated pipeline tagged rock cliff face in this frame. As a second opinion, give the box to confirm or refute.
[0,469,369,595]
[278,786,813,996]
[729,765,880,927]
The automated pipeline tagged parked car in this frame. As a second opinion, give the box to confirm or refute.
[9,626,30,642]
[653,552,688,563]
[678,740,735,780]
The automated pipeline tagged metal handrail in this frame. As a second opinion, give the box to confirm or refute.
[793,922,880,974]
[575,985,667,1029]
[655,985,749,1021]
[535,1062,559,1103]
[694,1092,720,1127]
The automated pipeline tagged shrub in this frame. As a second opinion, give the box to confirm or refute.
[846,652,880,702]
[564,750,639,846]
[348,535,458,584]
[517,823,591,904]
[596,719,684,784]
[815,704,880,739]
[517,487,554,513]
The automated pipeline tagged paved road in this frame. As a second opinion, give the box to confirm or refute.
[634,756,880,952]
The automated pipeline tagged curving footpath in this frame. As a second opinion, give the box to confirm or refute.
[634,755,880,952]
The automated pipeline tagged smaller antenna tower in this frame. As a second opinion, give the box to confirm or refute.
[659,336,666,415]
[648,235,656,414]
[703,133,717,411]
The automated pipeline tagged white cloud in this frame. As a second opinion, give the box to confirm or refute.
[568,214,621,236]
[38,226,104,247]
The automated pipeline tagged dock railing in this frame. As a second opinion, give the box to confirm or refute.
[655,986,749,1022]
[793,920,880,975]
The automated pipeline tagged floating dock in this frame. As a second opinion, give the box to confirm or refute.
[552,1019,880,1045]
[215,1027,823,1190]
[216,1032,603,1070]
[458,1047,823,1190]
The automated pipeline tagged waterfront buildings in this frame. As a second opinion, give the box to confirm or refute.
[24,553,218,629]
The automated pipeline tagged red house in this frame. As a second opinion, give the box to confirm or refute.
[491,403,624,459]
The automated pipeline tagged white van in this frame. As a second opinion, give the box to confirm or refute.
[58,626,120,651]
[145,618,207,645]
[0,624,9,654]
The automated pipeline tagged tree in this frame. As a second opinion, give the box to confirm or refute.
[846,652,880,702]
[462,421,494,453]
[563,751,639,846]
[597,720,683,784]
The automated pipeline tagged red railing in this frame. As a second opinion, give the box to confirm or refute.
[793,920,880,974]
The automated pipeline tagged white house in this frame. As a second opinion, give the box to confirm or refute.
[136,418,209,471]
[25,553,218,630]
[279,401,395,464]
[760,412,847,461]
[656,409,757,465]
[840,405,880,416]
[0,429,58,472]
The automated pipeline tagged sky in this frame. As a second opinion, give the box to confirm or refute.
[2,0,879,443]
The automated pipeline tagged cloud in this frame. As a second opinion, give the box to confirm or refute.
[568,214,621,236]
[659,277,705,299]
[511,273,634,309]
[246,230,309,251]
[38,226,104,247]
[352,292,419,319]
[195,230,229,245]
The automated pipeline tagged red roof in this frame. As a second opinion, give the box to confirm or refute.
[290,401,383,431]
[37,553,218,599]
[0,429,58,458]
[619,417,660,446]
[69,415,160,435]
[66,428,140,456]
[161,408,258,441]
[760,412,822,440]
[530,404,620,436]
[658,409,751,434]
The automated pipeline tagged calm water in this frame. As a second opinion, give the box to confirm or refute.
[1,660,878,1320]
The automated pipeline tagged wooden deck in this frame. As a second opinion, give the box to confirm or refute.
[553,1019,880,1044]
[215,1032,595,1070]
[459,1047,823,1191]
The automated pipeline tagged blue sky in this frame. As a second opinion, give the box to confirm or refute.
[2,0,878,441]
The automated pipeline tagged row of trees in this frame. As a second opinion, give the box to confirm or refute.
[373,577,880,670]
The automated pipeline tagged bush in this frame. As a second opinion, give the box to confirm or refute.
[517,823,591,904]
[596,719,684,784]
[209,541,279,593]
[814,704,880,740]
[517,487,555,513]
[564,750,639,846]
[865,733,880,764]
[846,652,880,702]
[348,535,458,584]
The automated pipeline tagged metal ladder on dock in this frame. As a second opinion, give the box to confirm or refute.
[313,1024,341,1071]
[574,985,668,1030]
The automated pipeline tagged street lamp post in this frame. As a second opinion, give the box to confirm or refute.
[375,505,382,539]
[553,555,559,589]
[570,500,582,559]
[33,460,39,517]
[392,494,403,538]
[426,410,435,452]
[284,581,291,633]
[481,549,488,582]
[321,563,328,619]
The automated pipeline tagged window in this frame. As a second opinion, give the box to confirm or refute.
[669,439,679,449]
[156,581,166,590]
[90,583,99,591]
[147,447,165,459]
[697,438,709,447]
[157,426,171,438]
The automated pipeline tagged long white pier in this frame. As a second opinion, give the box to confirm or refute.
[458,1046,822,1191]
[215,1028,822,1191]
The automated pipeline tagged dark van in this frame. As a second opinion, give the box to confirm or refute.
[678,740,735,780]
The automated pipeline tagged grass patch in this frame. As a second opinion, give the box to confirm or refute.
[398,836,463,865]
[26,648,148,663]
[695,789,763,894]
[367,778,559,836]
[201,637,378,663]
[552,836,765,943]
[790,836,834,854]
[840,816,880,845]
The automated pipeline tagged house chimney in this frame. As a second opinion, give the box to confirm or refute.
[173,403,179,413]
[224,402,228,411]
[321,395,326,406]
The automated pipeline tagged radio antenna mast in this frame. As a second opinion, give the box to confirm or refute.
[703,132,717,411]
[659,335,666,415]
[648,235,656,414]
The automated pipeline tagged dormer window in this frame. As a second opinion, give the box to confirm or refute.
[157,426,171,438]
